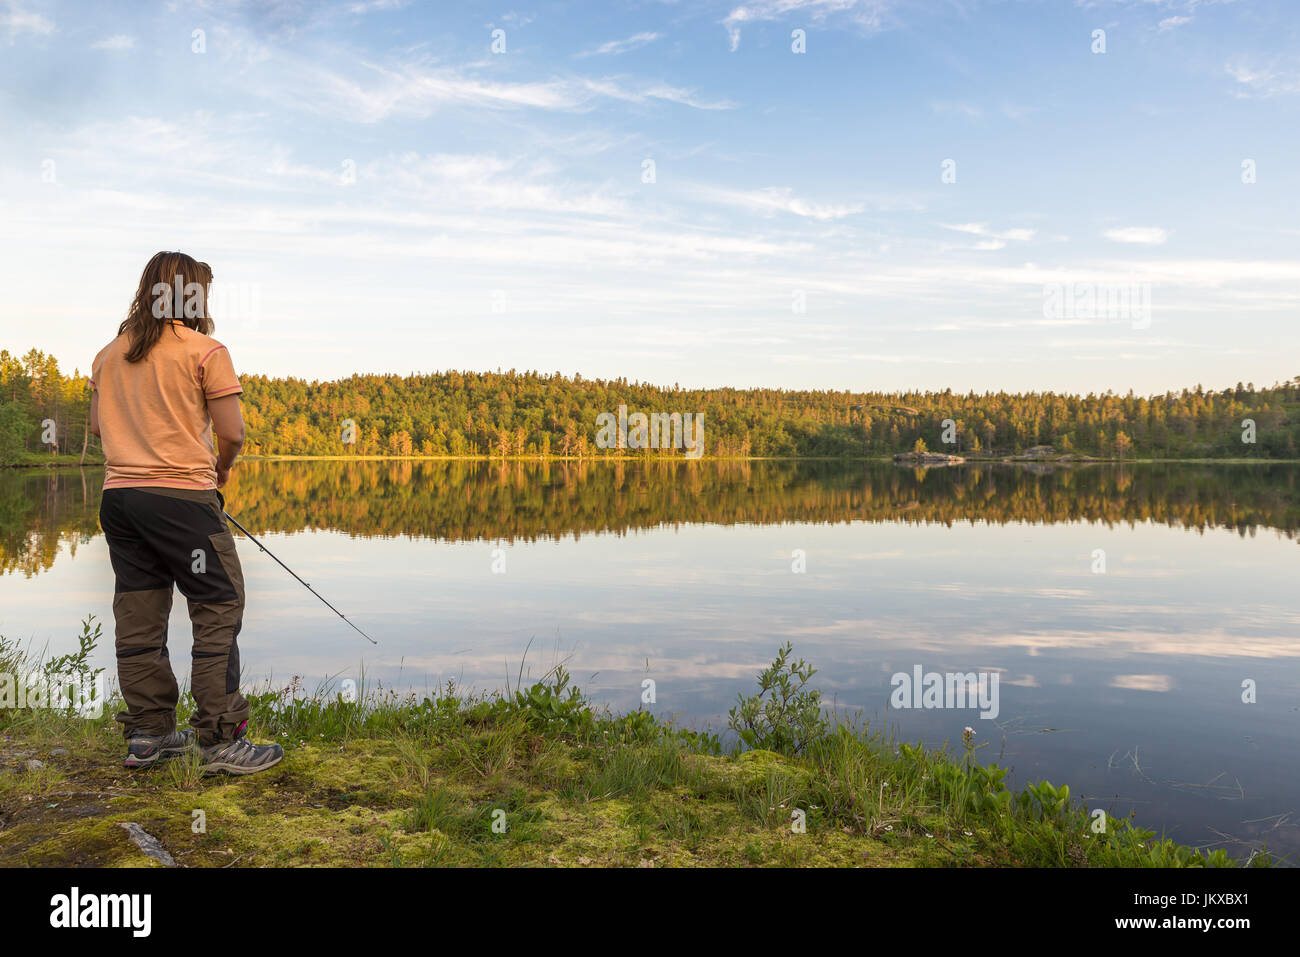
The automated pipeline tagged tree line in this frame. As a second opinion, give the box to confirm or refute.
[2,348,1298,464]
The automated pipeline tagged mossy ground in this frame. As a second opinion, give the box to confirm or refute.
[0,718,975,868]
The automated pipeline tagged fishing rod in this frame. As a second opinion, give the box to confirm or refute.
[220,505,378,646]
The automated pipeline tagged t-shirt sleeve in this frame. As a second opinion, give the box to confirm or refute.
[199,344,243,399]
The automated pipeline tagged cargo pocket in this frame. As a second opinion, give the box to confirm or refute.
[207,530,245,605]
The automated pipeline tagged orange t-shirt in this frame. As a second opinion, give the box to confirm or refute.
[91,321,243,490]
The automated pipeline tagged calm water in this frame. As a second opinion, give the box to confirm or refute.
[3,460,1299,859]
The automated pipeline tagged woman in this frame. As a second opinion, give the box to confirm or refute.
[90,251,282,775]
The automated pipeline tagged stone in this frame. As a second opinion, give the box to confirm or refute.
[117,822,177,867]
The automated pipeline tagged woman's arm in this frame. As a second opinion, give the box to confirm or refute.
[208,393,245,488]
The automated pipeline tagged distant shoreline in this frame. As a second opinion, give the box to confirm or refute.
[5,453,1299,471]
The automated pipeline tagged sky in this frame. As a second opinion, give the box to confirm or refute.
[0,0,1297,395]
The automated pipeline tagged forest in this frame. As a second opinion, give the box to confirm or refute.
[2,348,1298,464]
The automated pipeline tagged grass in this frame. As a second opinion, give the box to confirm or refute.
[0,626,1278,868]
[0,451,105,468]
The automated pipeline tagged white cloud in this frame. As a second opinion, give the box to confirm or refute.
[1226,61,1300,98]
[576,32,661,57]
[699,185,865,220]
[282,61,591,119]
[723,0,894,52]
[347,0,411,13]
[942,222,1037,245]
[91,34,135,51]
[1104,226,1168,246]
[209,29,735,120]
[580,77,736,110]
[1158,16,1191,31]
[1,0,53,39]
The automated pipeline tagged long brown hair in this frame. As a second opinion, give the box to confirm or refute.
[119,251,215,362]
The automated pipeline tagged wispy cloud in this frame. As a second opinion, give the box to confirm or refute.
[1226,61,1300,98]
[941,223,1037,250]
[576,31,661,57]
[1104,226,1168,246]
[91,34,135,51]
[723,0,895,52]
[698,184,865,220]
[579,77,736,110]
[208,28,734,120]
[1,0,53,40]
[346,0,411,13]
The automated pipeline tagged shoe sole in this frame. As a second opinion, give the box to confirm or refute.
[124,741,196,769]
[199,752,284,776]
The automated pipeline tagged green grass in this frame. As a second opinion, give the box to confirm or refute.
[0,627,1278,868]
[0,451,104,468]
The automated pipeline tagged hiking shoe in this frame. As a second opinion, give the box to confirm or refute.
[198,736,284,776]
[124,729,196,769]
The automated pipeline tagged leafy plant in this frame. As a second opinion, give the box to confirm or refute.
[40,615,105,715]
[42,615,104,686]
[728,643,829,756]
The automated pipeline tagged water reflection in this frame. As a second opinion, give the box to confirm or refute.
[4,459,1298,576]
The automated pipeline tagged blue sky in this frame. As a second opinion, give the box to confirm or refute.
[1,0,1297,393]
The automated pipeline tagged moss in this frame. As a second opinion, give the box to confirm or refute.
[0,729,969,867]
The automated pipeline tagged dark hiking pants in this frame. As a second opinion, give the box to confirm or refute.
[99,487,250,747]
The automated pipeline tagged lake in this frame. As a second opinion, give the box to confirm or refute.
[2,459,1298,860]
